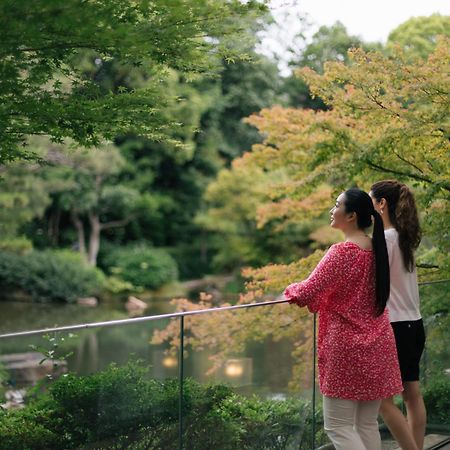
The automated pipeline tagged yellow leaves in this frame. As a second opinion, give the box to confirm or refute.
[242,249,325,294]
[256,186,333,229]
[309,225,344,247]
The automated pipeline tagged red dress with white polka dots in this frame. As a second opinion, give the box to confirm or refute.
[284,242,403,401]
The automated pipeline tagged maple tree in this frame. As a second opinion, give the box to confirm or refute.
[154,39,449,389]
[248,39,449,276]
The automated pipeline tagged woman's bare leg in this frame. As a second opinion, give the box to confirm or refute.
[380,397,418,450]
[403,381,426,450]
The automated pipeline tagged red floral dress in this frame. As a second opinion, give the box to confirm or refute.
[284,242,403,401]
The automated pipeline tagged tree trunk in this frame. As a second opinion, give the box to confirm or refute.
[88,213,101,266]
[48,208,61,246]
[87,214,135,266]
[71,211,87,257]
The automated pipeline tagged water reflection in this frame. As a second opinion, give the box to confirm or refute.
[0,299,299,398]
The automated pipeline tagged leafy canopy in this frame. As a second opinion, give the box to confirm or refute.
[155,32,450,393]
[387,14,450,60]
[0,0,267,162]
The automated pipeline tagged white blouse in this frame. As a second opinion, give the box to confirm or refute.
[385,228,421,322]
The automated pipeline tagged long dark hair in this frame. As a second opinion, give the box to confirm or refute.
[344,188,390,315]
[370,180,421,272]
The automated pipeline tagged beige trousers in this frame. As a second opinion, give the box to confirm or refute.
[323,396,382,450]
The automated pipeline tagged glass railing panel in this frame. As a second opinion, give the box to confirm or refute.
[0,315,183,450]
[178,302,322,449]
[2,281,446,449]
[419,279,450,433]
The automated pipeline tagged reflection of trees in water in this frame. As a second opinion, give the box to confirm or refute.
[74,333,99,375]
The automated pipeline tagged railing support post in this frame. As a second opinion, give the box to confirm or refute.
[312,313,317,450]
[179,315,185,450]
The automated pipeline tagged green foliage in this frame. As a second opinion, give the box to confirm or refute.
[0,0,268,162]
[283,22,381,109]
[387,14,450,59]
[423,375,450,424]
[0,407,61,450]
[295,22,381,73]
[206,52,283,161]
[102,276,135,296]
[0,237,33,254]
[1,359,448,449]
[29,333,76,383]
[0,362,8,401]
[0,162,51,237]
[0,249,105,302]
[167,242,213,280]
[102,244,178,290]
[0,362,314,450]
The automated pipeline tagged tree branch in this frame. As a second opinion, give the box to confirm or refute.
[366,160,433,184]
[366,161,450,191]
[100,214,136,230]
[392,151,425,174]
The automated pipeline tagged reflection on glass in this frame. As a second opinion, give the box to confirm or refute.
[152,350,178,379]
[162,354,177,369]
[222,357,252,386]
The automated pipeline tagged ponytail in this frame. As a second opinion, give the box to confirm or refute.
[343,188,390,316]
[371,209,390,315]
[396,185,421,272]
[371,180,421,272]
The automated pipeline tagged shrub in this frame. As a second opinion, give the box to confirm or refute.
[0,236,33,255]
[0,249,105,302]
[0,363,8,401]
[102,244,178,290]
[0,412,61,450]
[423,375,450,424]
[0,362,315,450]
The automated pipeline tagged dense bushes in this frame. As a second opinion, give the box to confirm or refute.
[0,243,180,302]
[0,363,316,450]
[1,360,448,449]
[0,250,105,302]
[102,244,178,290]
[423,375,450,424]
[0,237,33,255]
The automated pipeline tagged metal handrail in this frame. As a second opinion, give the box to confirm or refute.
[0,278,448,340]
[0,298,290,339]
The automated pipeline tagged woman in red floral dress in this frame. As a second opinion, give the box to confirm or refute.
[284,188,402,450]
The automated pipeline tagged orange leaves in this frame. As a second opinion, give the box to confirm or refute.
[151,251,326,383]
[242,249,325,295]
[256,186,333,229]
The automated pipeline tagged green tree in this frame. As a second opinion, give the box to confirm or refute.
[205,52,283,161]
[282,22,381,109]
[387,14,450,59]
[197,158,321,270]
[0,0,267,162]
[0,162,50,240]
[107,55,284,276]
[38,142,146,266]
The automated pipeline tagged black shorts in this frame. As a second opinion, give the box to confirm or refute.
[391,319,426,382]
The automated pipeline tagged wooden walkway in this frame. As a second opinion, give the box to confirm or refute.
[383,434,450,450]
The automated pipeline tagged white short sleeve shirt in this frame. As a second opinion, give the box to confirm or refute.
[385,228,421,322]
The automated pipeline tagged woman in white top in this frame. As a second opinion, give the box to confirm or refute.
[370,180,426,450]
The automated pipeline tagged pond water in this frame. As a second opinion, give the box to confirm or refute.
[0,298,309,399]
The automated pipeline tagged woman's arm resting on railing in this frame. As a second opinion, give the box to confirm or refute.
[284,244,343,313]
